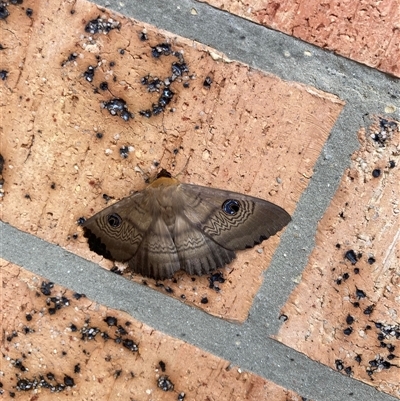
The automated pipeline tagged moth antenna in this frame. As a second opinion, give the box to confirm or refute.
[174,149,193,179]
[155,148,193,180]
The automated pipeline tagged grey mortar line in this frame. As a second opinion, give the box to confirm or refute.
[2,0,399,400]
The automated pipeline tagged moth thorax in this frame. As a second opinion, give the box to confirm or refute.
[149,176,179,188]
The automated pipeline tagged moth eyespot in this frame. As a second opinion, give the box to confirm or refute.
[222,199,240,215]
[107,213,122,227]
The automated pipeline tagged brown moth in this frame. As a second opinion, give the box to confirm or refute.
[83,169,291,280]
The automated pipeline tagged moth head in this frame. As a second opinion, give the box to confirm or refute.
[149,169,180,188]
[156,169,172,179]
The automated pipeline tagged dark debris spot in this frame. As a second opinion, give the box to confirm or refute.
[0,153,4,174]
[203,76,213,88]
[368,356,392,371]
[371,118,399,146]
[346,314,354,325]
[152,103,164,115]
[103,194,114,203]
[345,250,358,265]
[139,109,152,118]
[85,17,120,34]
[102,98,134,121]
[68,52,78,61]
[61,52,78,66]
[117,325,127,335]
[159,360,166,372]
[99,81,108,90]
[0,70,8,80]
[157,375,174,391]
[40,281,54,296]
[344,366,352,375]
[200,296,208,304]
[14,359,27,372]
[143,76,162,92]
[110,266,123,275]
[76,216,86,226]
[171,62,188,77]
[81,326,100,340]
[0,5,9,20]
[122,338,138,352]
[104,316,118,326]
[208,271,225,291]
[279,314,288,322]
[83,65,95,82]
[151,43,172,58]
[64,376,74,387]
[363,305,374,315]
[335,359,344,371]
[343,327,353,336]
[16,379,32,391]
[23,326,34,334]
[164,286,173,293]
[119,146,130,159]
[372,169,381,178]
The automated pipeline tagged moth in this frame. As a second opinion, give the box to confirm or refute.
[83,169,291,280]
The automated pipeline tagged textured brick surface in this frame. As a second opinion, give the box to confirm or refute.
[276,117,400,398]
[0,0,343,322]
[1,260,307,400]
[199,0,400,77]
